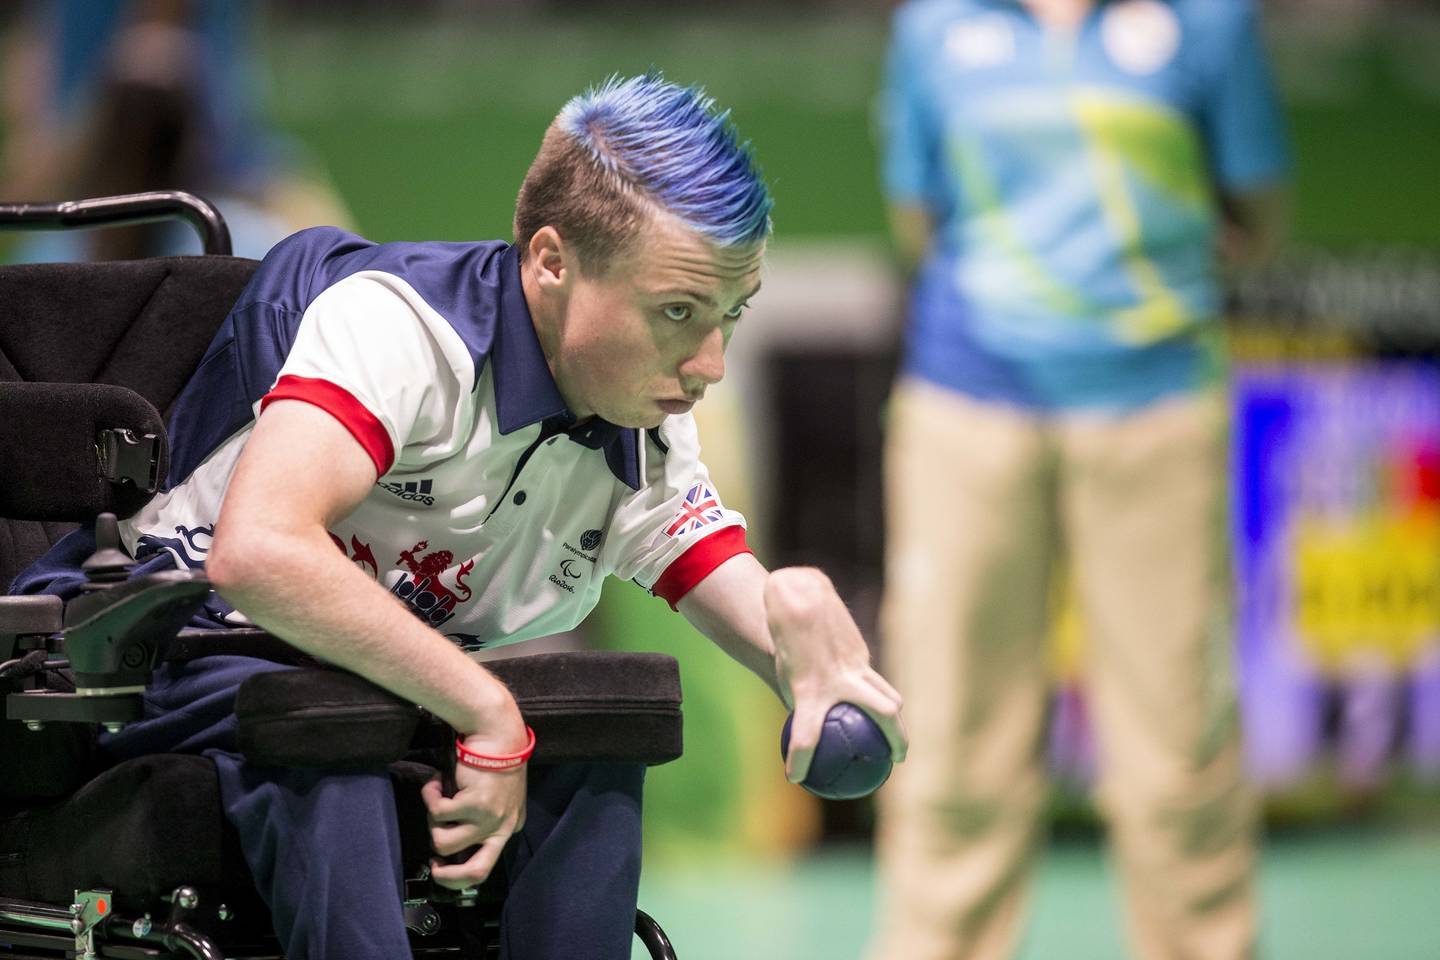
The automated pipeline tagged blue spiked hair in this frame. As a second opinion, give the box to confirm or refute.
[558,74,773,248]
[514,73,772,270]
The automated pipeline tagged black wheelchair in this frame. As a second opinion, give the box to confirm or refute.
[0,193,683,959]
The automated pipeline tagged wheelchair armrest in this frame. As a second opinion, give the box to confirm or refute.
[0,595,63,659]
[236,669,423,768]
[484,651,684,765]
[236,651,683,769]
[0,594,64,636]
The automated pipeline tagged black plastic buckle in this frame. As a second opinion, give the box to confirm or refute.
[96,428,162,493]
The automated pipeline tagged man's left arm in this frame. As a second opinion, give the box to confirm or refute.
[676,553,907,784]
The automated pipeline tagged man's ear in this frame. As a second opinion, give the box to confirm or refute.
[527,226,572,294]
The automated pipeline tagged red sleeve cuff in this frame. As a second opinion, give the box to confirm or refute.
[260,374,395,477]
[651,525,752,610]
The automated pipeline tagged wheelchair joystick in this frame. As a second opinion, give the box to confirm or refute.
[4,514,211,730]
[59,514,212,701]
[81,513,134,585]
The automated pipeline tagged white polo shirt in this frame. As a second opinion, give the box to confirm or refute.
[119,228,750,650]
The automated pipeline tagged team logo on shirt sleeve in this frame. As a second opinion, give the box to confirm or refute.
[663,482,725,538]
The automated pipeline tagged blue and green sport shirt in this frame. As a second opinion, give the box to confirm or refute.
[883,0,1290,411]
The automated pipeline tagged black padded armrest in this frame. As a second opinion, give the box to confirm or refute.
[486,651,684,765]
[236,651,683,769]
[0,594,64,638]
[236,669,422,768]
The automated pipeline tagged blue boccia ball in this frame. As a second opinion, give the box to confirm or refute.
[780,702,893,800]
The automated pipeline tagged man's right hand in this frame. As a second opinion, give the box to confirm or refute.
[421,720,531,889]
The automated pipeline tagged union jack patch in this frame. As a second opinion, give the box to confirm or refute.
[664,482,725,538]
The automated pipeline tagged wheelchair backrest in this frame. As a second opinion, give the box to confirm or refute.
[0,255,258,588]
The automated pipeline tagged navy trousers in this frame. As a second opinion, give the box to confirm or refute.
[100,655,645,960]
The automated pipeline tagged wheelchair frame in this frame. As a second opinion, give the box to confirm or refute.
[0,193,681,960]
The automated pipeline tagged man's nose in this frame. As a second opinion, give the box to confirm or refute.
[680,326,726,391]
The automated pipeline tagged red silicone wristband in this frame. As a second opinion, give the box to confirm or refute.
[455,727,536,771]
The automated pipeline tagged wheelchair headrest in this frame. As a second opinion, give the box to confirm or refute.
[0,255,257,582]
[0,256,257,412]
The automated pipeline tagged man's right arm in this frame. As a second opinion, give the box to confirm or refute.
[206,398,527,886]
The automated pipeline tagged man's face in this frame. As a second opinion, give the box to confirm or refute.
[549,212,764,429]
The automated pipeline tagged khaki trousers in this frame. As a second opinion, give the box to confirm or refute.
[868,379,1256,960]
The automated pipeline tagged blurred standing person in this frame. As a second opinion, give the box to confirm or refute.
[1,0,350,261]
[869,2,1289,959]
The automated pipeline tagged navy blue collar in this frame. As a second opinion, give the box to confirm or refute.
[489,244,643,490]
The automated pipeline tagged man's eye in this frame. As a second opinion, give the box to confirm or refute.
[663,305,691,322]
[724,302,749,320]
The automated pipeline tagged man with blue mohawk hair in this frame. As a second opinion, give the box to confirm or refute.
[13,74,908,958]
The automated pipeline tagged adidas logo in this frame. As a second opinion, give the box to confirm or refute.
[377,478,436,507]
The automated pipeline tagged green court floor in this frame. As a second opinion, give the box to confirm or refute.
[633,829,1440,959]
